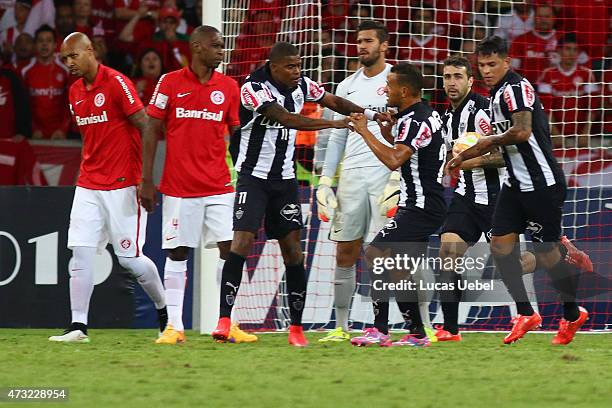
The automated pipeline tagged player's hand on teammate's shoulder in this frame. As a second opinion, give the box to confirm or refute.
[138,179,158,213]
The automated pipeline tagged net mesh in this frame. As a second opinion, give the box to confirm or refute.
[220,0,611,332]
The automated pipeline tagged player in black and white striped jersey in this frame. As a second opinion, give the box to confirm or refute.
[436,55,535,342]
[214,42,390,347]
[446,37,593,346]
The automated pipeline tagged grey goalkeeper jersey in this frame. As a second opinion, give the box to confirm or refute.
[321,64,392,178]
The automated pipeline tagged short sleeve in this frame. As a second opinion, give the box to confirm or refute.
[240,81,276,112]
[226,79,240,126]
[302,76,326,102]
[146,73,171,120]
[395,117,433,151]
[501,79,536,115]
[112,73,144,117]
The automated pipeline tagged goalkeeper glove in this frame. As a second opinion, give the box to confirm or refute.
[378,171,400,218]
[316,176,337,222]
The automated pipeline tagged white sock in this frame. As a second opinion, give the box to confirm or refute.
[118,256,166,309]
[70,247,96,325]
[164,258,187,331]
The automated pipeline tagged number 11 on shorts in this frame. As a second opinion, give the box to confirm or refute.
[238,191,247,204]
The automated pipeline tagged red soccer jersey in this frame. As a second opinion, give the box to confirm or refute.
[21,58,71,138]
[510,30,558,84]
[538,64,599,136]
[114,0,160,43]
[397,35,449,65]
[147,67,240,198]
[69,64,144,190]
[0,73,16,139]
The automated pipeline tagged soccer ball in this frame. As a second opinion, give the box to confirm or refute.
[452,132,481,156]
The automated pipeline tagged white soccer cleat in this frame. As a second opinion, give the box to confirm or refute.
[49,330,90,343]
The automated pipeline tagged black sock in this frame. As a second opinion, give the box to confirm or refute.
[219,252,246,318]
[285,262,307,326]
[546,249,581,321]
[494,245,534,316]
[70,322,87,335]
[373,299,389,334]
[439,270,461,334]
[157,306,168,332]
[396,300,425,338]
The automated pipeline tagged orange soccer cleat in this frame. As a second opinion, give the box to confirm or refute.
[552,306,589,345]
[288,325,308,347]
[434,326,462,342]
[211,317,231,342]
[560,236,593,273]
[504,312,542,344]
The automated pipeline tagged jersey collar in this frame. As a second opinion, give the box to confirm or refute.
[446,91,474,114]
[87,63,108,90]
[396,99,425,119]
[184,66,219,86]
[490,70,521,96]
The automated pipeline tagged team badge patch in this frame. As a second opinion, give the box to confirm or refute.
[120,238,132,249]
[376,86,386,96]
[235,208,244,220]
[211,90,225,105]
[94,93,105,107]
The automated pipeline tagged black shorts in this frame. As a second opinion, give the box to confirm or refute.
[491,183,566,243]
[233,174,303,239]
[440,193,495,244]
[371,206,445,247]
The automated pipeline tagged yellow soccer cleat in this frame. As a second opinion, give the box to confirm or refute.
[155,324,186,344]
[425,326,438,343]
[228,322,258,343]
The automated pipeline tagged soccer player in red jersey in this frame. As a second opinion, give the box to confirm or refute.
[21,25,71,140]
[141,25,256,344]
[49,32,167,343]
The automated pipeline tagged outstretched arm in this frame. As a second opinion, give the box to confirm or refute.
[319,92,392,122]
[259,103,349,131]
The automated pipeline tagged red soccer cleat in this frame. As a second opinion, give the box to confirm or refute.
[288,325,308,347]
[552,306,589,345]
[504,312,542,344]
[561,236,593,273]
[434,326,462,342]
[211,317,231,342]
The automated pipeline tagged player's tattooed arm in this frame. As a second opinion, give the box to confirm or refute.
[259,103,349,130]
[136,111,162,213]
[449,110,532,173]
[461,148,505,170]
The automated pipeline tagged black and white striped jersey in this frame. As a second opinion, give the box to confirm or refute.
[489,70,565,192]
[235,63,325,180]
[394,101,446,214]
[444,92,504,206]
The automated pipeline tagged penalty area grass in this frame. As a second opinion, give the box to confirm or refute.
[0,329,611,408]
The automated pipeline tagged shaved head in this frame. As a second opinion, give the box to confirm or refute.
[190,25,224,70]
[61,31,98,80]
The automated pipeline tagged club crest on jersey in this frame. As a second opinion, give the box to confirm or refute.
[235,208,244,220]
[120,238,131,249]
[459,122,466,135]
[56,73,64,82]
[210,90,225,105]
[280,204,300,221]
[377,86,386,96]
[94,93,105,107]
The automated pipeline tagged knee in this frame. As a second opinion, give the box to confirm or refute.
[230,233,254,257]
[439,243,464,262]
[336,242,360,267]
[283,243,303,266]
[168,247,189,261]
[217,241,231,260]
[535,245,561,269]
[490,238,515,258]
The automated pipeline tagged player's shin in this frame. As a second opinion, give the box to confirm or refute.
[163,258,187,331]
[541,243,581,322]
[286,262,307,326]
[492,243,534,316]
[334,265,356,332]
[438,269,461,334]
[69,246,96,326]
[396,287,426,338]
[219,252,246,318]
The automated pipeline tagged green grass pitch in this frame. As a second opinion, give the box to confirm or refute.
[1,329,611,408]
